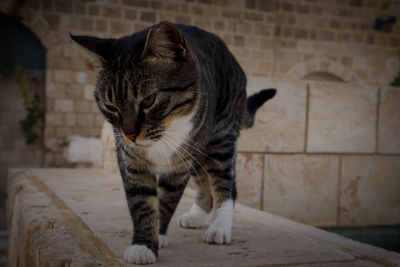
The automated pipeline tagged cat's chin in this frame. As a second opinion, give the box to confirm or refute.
[134,139,154,147]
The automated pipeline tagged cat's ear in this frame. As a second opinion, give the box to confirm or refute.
[70,34,115,61]
[142,22,188,60]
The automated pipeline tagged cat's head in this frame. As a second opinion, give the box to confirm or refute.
[71,22,201,147]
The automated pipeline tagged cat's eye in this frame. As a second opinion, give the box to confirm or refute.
[141,94,156,108]
[105,104,120,114]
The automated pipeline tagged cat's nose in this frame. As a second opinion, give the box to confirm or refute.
[125,133,137,142]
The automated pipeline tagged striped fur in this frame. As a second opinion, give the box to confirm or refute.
[71,22,275,264]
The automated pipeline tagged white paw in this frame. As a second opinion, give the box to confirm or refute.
[123,244,156,265]
[159,234,168,248]
[179,212,207,228]
[203,199,233,245]
[203,222,231,244]
[178,203,208,228]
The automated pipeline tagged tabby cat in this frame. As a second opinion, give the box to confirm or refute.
[71,22,276,264]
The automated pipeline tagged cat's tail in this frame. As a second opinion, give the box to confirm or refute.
[240,89,276,129]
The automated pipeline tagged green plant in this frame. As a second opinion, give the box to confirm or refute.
[20,88,44,144]
[390,72,400,87]
[0,64,44,144]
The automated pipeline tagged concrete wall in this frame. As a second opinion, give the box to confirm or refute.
[1,0,399,226]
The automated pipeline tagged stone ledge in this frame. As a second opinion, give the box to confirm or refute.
[7,168,400,266]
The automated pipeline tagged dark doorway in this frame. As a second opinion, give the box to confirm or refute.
[0,12,46,240]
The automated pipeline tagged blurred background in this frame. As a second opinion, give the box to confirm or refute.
[0,0,399,263]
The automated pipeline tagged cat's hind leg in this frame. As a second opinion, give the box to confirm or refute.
[179,173,213,228]
[203,198,234,244]
[202,157,237,244]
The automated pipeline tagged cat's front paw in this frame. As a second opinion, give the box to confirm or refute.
[123,244,156,265]
[178,203,208,228]
[203,199,233,244]
[179,212,207,228]
[203,222,231,244]
[159,234,168,248]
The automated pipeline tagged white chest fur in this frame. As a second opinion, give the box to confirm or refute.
[146,113,194,174]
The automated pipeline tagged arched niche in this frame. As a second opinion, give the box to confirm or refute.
[287,57,361,84]
[302,71,345,82]
[0,12,46,69]
[0,12,46,230]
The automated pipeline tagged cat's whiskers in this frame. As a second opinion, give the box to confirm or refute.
[193,90,212,96]
[163,131,221,167]
[158,117,217,164]
[159,112,204,133]
[193,90,211,95]
[162,131,202,149]
[163,137,209,190]
[156,137,172,169]
[151,123,197,176]
[161,136,197,179]
[163,131,214,163]
[163,135,212,184]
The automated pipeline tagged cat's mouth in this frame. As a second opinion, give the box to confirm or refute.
[121,130,155,147]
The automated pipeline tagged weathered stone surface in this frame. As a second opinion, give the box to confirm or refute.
[378,86,400,154]
[264,155,339,226]
[54,99,74,112]
[6,169,126,267]
[295,260,381,267]
[63,135,102,167]
[307,82,377,153]
[7,168,400,266]
[53,70,73,83]
[84,84,95,100]
[235,153,263,209]
[238,77,307,153]
[101,122,119,173]
[340,156,400,226]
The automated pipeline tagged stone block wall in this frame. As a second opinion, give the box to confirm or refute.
[236,78,400,226]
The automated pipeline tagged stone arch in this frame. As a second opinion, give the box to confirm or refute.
[302,72,345,82]
[0,10,49,229]
[18,5,97,69]
[287,57,361,83]
[18,6,74,51]
[0,11,46,68]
